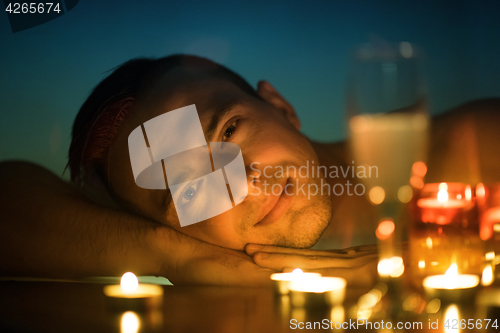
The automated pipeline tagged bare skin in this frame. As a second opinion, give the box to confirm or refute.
[0,161,272,286]
[0,69,498,287]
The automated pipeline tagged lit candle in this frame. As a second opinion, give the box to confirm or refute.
[409,182,484,289]
[103,272,163,311]
[270,268,321,295]
[416,183,473,225]
[289,276,346,308]
[423,264,479,302]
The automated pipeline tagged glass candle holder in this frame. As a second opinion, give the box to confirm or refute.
[408,182,484,288]
[476,183,500,286]
[477,183,500,258]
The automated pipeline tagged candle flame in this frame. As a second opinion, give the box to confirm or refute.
[444,263,458,289]
[482,265,494,286]
[121,272,139,293]
[437,183,449,203]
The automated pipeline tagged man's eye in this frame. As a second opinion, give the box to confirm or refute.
[183,186,196,201]
[223,121,237,141]
[177,179,203,208]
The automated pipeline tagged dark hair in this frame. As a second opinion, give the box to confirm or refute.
[67,54,260,184]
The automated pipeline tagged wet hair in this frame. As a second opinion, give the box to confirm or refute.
[67,54,260,184]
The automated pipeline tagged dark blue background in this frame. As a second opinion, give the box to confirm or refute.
[1,0,499,175]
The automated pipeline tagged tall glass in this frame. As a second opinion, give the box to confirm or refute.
[346,42,429,280]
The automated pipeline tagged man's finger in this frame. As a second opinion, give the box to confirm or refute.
[246,244,376,258]
[252,252,377,270]
[245,244,333,256]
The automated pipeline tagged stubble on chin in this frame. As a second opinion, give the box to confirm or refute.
[269,189,333,249]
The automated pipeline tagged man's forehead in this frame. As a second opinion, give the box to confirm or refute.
[141,67,247,108]
[132,75,250,136]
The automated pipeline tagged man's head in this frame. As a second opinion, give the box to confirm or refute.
[69,55,333,250]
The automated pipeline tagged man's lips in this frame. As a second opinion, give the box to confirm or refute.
[256,178,294,226]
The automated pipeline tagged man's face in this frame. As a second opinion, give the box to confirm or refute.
[106,68,332,250]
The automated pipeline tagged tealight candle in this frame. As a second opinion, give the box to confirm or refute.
[422,264,479,302]
[416,183,473,225]
[289,276,346,308]
[103,272,164,311]
[270,268,321,295]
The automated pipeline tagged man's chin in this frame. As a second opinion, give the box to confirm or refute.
[275,194,333,248]
[268,214,331,249]
[272,231,324,249]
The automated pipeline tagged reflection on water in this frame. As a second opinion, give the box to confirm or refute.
[121,311,140,333]
[444,304,460,333]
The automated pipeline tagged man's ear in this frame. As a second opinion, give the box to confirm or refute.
[257,80,301,131]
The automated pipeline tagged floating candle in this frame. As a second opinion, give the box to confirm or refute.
[417,198,469,209]
[289,276,346,308]
[423,264,479,290]
[416,183,474,225]
[417,183,471,209]
[270,268,321,295]
[103,272,163,311]
[104,272,164,298]
[422,264,479,303]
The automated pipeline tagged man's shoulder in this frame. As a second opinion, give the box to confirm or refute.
[76,170,121,210]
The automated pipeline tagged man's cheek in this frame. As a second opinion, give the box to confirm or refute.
[202,217,247,250]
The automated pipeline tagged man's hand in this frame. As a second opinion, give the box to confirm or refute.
[245,244,378,287]
[157,227,275,286]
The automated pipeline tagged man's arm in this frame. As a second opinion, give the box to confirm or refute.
[0,161,272,285]
[0,160,169,278]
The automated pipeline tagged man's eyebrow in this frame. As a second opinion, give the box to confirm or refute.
[204,99,246,141]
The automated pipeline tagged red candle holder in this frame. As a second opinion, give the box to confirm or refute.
[416,182,475,226]
[408,182,484,288]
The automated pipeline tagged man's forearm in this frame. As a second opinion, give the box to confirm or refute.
[0,161,168,278]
